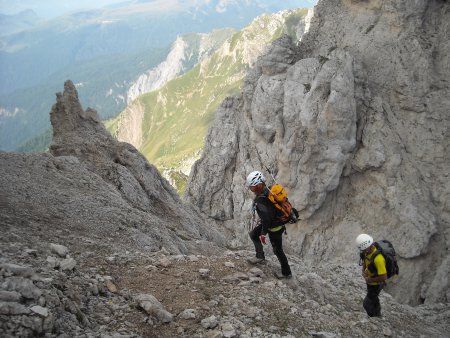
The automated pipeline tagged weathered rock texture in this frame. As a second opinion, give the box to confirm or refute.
[2,245,448,337]
[185,0,450,305]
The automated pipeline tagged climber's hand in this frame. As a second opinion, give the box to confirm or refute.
[259,234,268,245]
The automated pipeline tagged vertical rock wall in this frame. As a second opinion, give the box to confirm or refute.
[186,0,450,305]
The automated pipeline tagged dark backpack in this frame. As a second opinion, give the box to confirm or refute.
[366,240,399,278]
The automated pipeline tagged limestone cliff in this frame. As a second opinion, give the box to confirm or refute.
[186,0,450,305]
[126,30,235,104]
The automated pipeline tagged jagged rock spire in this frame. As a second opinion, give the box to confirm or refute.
[46,79,225,246]
[50,80,107,149]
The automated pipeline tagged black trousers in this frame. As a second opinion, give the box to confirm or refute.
[363,283,384,317]
[249,224,292,276]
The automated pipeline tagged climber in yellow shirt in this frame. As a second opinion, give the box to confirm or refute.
[356,234,388,317]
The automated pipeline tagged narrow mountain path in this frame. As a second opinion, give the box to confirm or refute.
[100,250,450,338]
[1,234,449,337]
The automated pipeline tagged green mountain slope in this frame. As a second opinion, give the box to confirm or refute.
[9,29,235,153]
[109,9,308,194]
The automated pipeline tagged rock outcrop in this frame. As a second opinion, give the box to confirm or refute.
[185,0,450,305]
[1,80,225,257]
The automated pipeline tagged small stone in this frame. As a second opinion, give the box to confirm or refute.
[135,294,174,323]
[309,331,337,338]
[383,327,392,336]
[222,272,249,282]
[208,300,219,307]
[221,322,236,337]
[50,243,69,258]
[0,301,30,315]
[178,309,196,320]
[207,330,224,338]
[249,267,264,277]
[90,284,99,296]
[238,281,252,286]
[199,268,210,276]
[25,249,38,257]
[0,290,21,302]
[60,257,76,271]
[158,257,171,268]
[188,255,199,262]
[201,315,219,329]
[158,247,170,255]
[31,305,49,317]
[269,325,279,332]
[3,277,42,299]
[46,256,60,269]
[0,263,34,277]
[106,280,118,293]
[243,306,258,318]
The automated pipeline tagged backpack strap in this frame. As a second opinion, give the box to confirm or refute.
[367,249,382,275]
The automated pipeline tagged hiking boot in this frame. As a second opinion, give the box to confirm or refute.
[246,257,266,265]
[369,313,382,318]
[273,271,292,279]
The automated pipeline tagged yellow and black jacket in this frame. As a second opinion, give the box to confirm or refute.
[363,246,387,285]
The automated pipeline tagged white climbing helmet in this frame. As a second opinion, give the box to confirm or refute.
[246,170,265,187]
[355,234,373,251]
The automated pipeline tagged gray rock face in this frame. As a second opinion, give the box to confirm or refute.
[186,0,450,305]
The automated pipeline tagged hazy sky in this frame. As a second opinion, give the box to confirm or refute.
[0,0,129,18]
[0,0,317,19]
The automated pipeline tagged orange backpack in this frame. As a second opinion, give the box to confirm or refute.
[268,184,298,224]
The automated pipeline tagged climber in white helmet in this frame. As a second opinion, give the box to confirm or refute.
[245,170,292,279]
[356,233,388,317]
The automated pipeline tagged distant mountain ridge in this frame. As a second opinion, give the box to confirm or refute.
[0,0,313,94]
[0,0,314,152]
[127,29,236,103]
[0,10,41,36]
